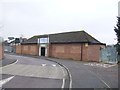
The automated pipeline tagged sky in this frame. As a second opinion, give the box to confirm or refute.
[0,0,119,45]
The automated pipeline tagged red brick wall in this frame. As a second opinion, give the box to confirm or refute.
[29,45,39,55]
[16,43,105,62]
[49,43,104,62]
[16,44,39,56]
[0,44,3,60]
[49,44,82,60]
[16,45,22,54]
[82,44,88,61]
[87,45,101,62]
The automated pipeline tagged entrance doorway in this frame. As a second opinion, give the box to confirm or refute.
[41,47,45,56]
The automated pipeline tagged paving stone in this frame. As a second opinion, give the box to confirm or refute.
[0,64,68,79]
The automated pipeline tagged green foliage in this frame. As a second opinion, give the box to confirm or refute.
[114,17,120,55]
[116,44,120,55]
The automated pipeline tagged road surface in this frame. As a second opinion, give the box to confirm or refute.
[0,54,70,88]
[1,53,118,89]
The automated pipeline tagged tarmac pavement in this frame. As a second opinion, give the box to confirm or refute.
[1,63,67,79]
[47,57,118,88]
[0,54,69,88]
[1,53,118,89]
[0,57,17,67]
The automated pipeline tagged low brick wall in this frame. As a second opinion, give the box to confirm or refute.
[16,44,39,56]
[49,43,104,62]
[49,44,81,60]
[16,45,22,54]
[16,43,105,62]
[0,44,3,60]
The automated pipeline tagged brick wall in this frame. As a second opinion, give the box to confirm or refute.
[16,45,22,54]
[0,44,3,60]
[16,44,39,56]
[49,44,82,60]
[16,43,104,62]
[49,43,104,62]
[83,45,102,62]
[29,45,39,55]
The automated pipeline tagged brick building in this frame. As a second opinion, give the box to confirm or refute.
[16,35,48,56]
[16,31,105,62]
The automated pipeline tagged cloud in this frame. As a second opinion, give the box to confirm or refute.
[1,0,119,44]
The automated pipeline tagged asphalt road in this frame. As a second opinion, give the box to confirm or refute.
[2,75,63,88]
[0,54,69,88]
[1,53,118,89]
[47,57,118,88]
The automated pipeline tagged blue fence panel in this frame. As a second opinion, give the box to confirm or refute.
[100,46,117,64]
[117,55,120,62]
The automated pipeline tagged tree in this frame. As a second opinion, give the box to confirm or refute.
[114,17,120,55]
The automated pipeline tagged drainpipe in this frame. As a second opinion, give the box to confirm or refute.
[81,44,83,61]
[37,38,40,56]
[21,44,22,55]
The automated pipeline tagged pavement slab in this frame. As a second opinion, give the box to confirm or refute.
[0,54,70,88]
[0,64,68,79]
[2,75,63,88]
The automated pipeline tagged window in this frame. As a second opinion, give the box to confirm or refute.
[39,38,49,44]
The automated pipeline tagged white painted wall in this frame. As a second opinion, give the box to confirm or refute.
[39,44,48,56]
[39,46,41,56]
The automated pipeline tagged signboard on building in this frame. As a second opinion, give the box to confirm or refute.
[38,38,49,44]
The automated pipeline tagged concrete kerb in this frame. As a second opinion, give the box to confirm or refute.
[0,58,18,68]
[45,58,72,89]
[0,59,18,87]
[0,59,18,68]
[5,53,72,89]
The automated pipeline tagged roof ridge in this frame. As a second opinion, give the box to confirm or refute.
[82,31,90,43]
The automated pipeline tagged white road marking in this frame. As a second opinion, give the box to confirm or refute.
[14,59,18,64]
[41,64,46,66]
[57,62,72,89]
[0,76,14,87]
[61,78,65,88]
[56,63,66,88]
[52,64,56,67]
[99,78,111,88]
[65,68,72,89]
[88,70,111,88]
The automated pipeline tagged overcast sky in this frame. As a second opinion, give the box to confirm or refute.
[0,0,119,45]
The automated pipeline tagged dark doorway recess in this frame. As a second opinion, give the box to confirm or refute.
[41,47,45,56]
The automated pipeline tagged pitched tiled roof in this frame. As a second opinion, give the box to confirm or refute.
[21,31,105,45]
[21,35,48,44]
[49,31,104,44]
